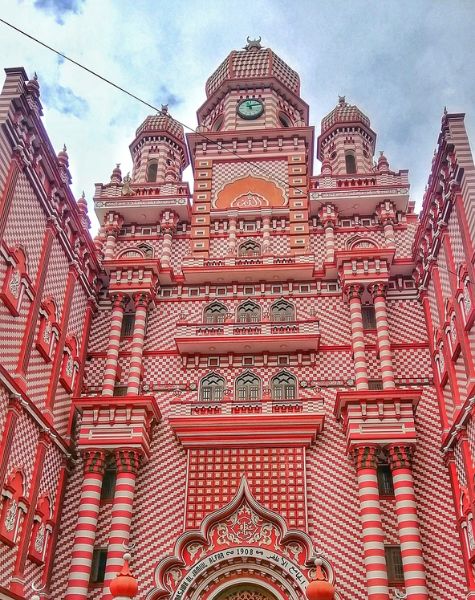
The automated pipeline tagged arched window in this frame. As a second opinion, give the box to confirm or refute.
[279,112,292,128]
[59,335,80,393]
[28,495,52,564]
[271,371,296,400]
[237,300,261,323]
[238,240,261,257]
[138,243,153,258]
[200,373,225,402]
[270,299,295,322]
[345,152,357,174]
[236,372,260,401]
[0,470,27,545]
[212,114,224,131]
[146,159,158,182]
[36,298,59,362]
[204,302,227,324]
[1,246,29,316]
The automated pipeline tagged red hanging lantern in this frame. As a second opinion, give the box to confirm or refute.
[306,559,335,600]
[110,553,139,598]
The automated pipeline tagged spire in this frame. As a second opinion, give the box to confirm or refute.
[377,150,390,173]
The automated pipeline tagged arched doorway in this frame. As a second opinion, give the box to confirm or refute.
[214,583,279,600]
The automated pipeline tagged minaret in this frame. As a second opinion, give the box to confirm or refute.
[317,96,376,175]
[129,105,189,185]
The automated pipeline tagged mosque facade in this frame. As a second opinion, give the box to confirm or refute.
[0,40,474,600]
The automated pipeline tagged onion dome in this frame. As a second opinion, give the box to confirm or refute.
[377,150,390,173]
[205,37,300,98]
[57,144,69,168]
[135,105,185,143]
[321,96,370,133]
[306,559,335,600]
[110,163,122,184]
[110,553,138,598]
[26,71,40,98]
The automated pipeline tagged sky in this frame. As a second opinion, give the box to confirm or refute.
[0,0,474,232]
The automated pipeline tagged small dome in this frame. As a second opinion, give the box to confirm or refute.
[321,96,370,133]
[135,106,185,142]
[110,554,138,598]
[57,144,69,166]
[205,38,300,98]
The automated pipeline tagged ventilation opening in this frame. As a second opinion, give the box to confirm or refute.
[345,152,357,174]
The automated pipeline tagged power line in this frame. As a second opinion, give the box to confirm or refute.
[0,17,307,195]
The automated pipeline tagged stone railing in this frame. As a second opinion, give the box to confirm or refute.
[181,254,314,269]
[175,318,319,339]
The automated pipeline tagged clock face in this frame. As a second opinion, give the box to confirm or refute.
[237,98,264,120]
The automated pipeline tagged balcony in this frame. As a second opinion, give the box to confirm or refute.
[169,393,325,448]
[174,317,320,354]
[181,253,315,283]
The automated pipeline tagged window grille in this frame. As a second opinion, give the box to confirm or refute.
[204,303,227,324]
[200,373,225,402]
[237,301,260,323]
[377,465,394,496]
[236,372,260,401]
[121,313,135,338]
[271,372,297,400]
[113,385,127,397]
[238,240,261,257]
[90,548,108,583]
[368,379,384,390]
[361,306,376,329]
[271,299,295,322]
[385,546,404,584]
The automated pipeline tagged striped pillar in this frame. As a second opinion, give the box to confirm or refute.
[352,445,390,600]
[388,445,428,599]
[369,283,395,389]
[227,213,238,255]
[102,295,126,396]
[161,228,173,268]
[323,223,336,263]
[102,449,142,600]
[104,224,120,261]
[383,221,396,248]
[127,294,150,395]
[65,449,106,600]
[346,284,369,390]
[262,213,271,254]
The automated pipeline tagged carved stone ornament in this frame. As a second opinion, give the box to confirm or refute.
[148,477,337,600]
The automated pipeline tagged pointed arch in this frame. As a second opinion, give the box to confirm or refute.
[271,371,297,400]
[237,300,261,323]
[146,159,158,182]
[200,372,225,402]
[204,302,228,324]
[236,371,261,401]
[270,299,295,322]
[238,240,261,258]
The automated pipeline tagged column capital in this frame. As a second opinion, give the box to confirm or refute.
[387,444,415,470]
[110,293,128,309]
[368,282,388,300]
[81,449,107,475]
[132,292,152,309]
[344,283,364,300]
[114,448,143,475]
[351,445,379,471]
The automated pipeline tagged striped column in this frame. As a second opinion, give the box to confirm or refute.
[102,449,142,600]
[262,212,271,254]
[346,284,369,390]
[383,221,396,248]
[127,294,150,395]
[160,227,173,268]
[104,224,120,261]
[102,294,126,396]
[227,213,238,255]
[388,445,428,599]
[352,445,390,600]
[323,222,336,263]
[65,449,106,600]
[369,283,395,389]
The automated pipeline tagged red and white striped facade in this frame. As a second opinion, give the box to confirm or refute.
[0,40,474,600]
